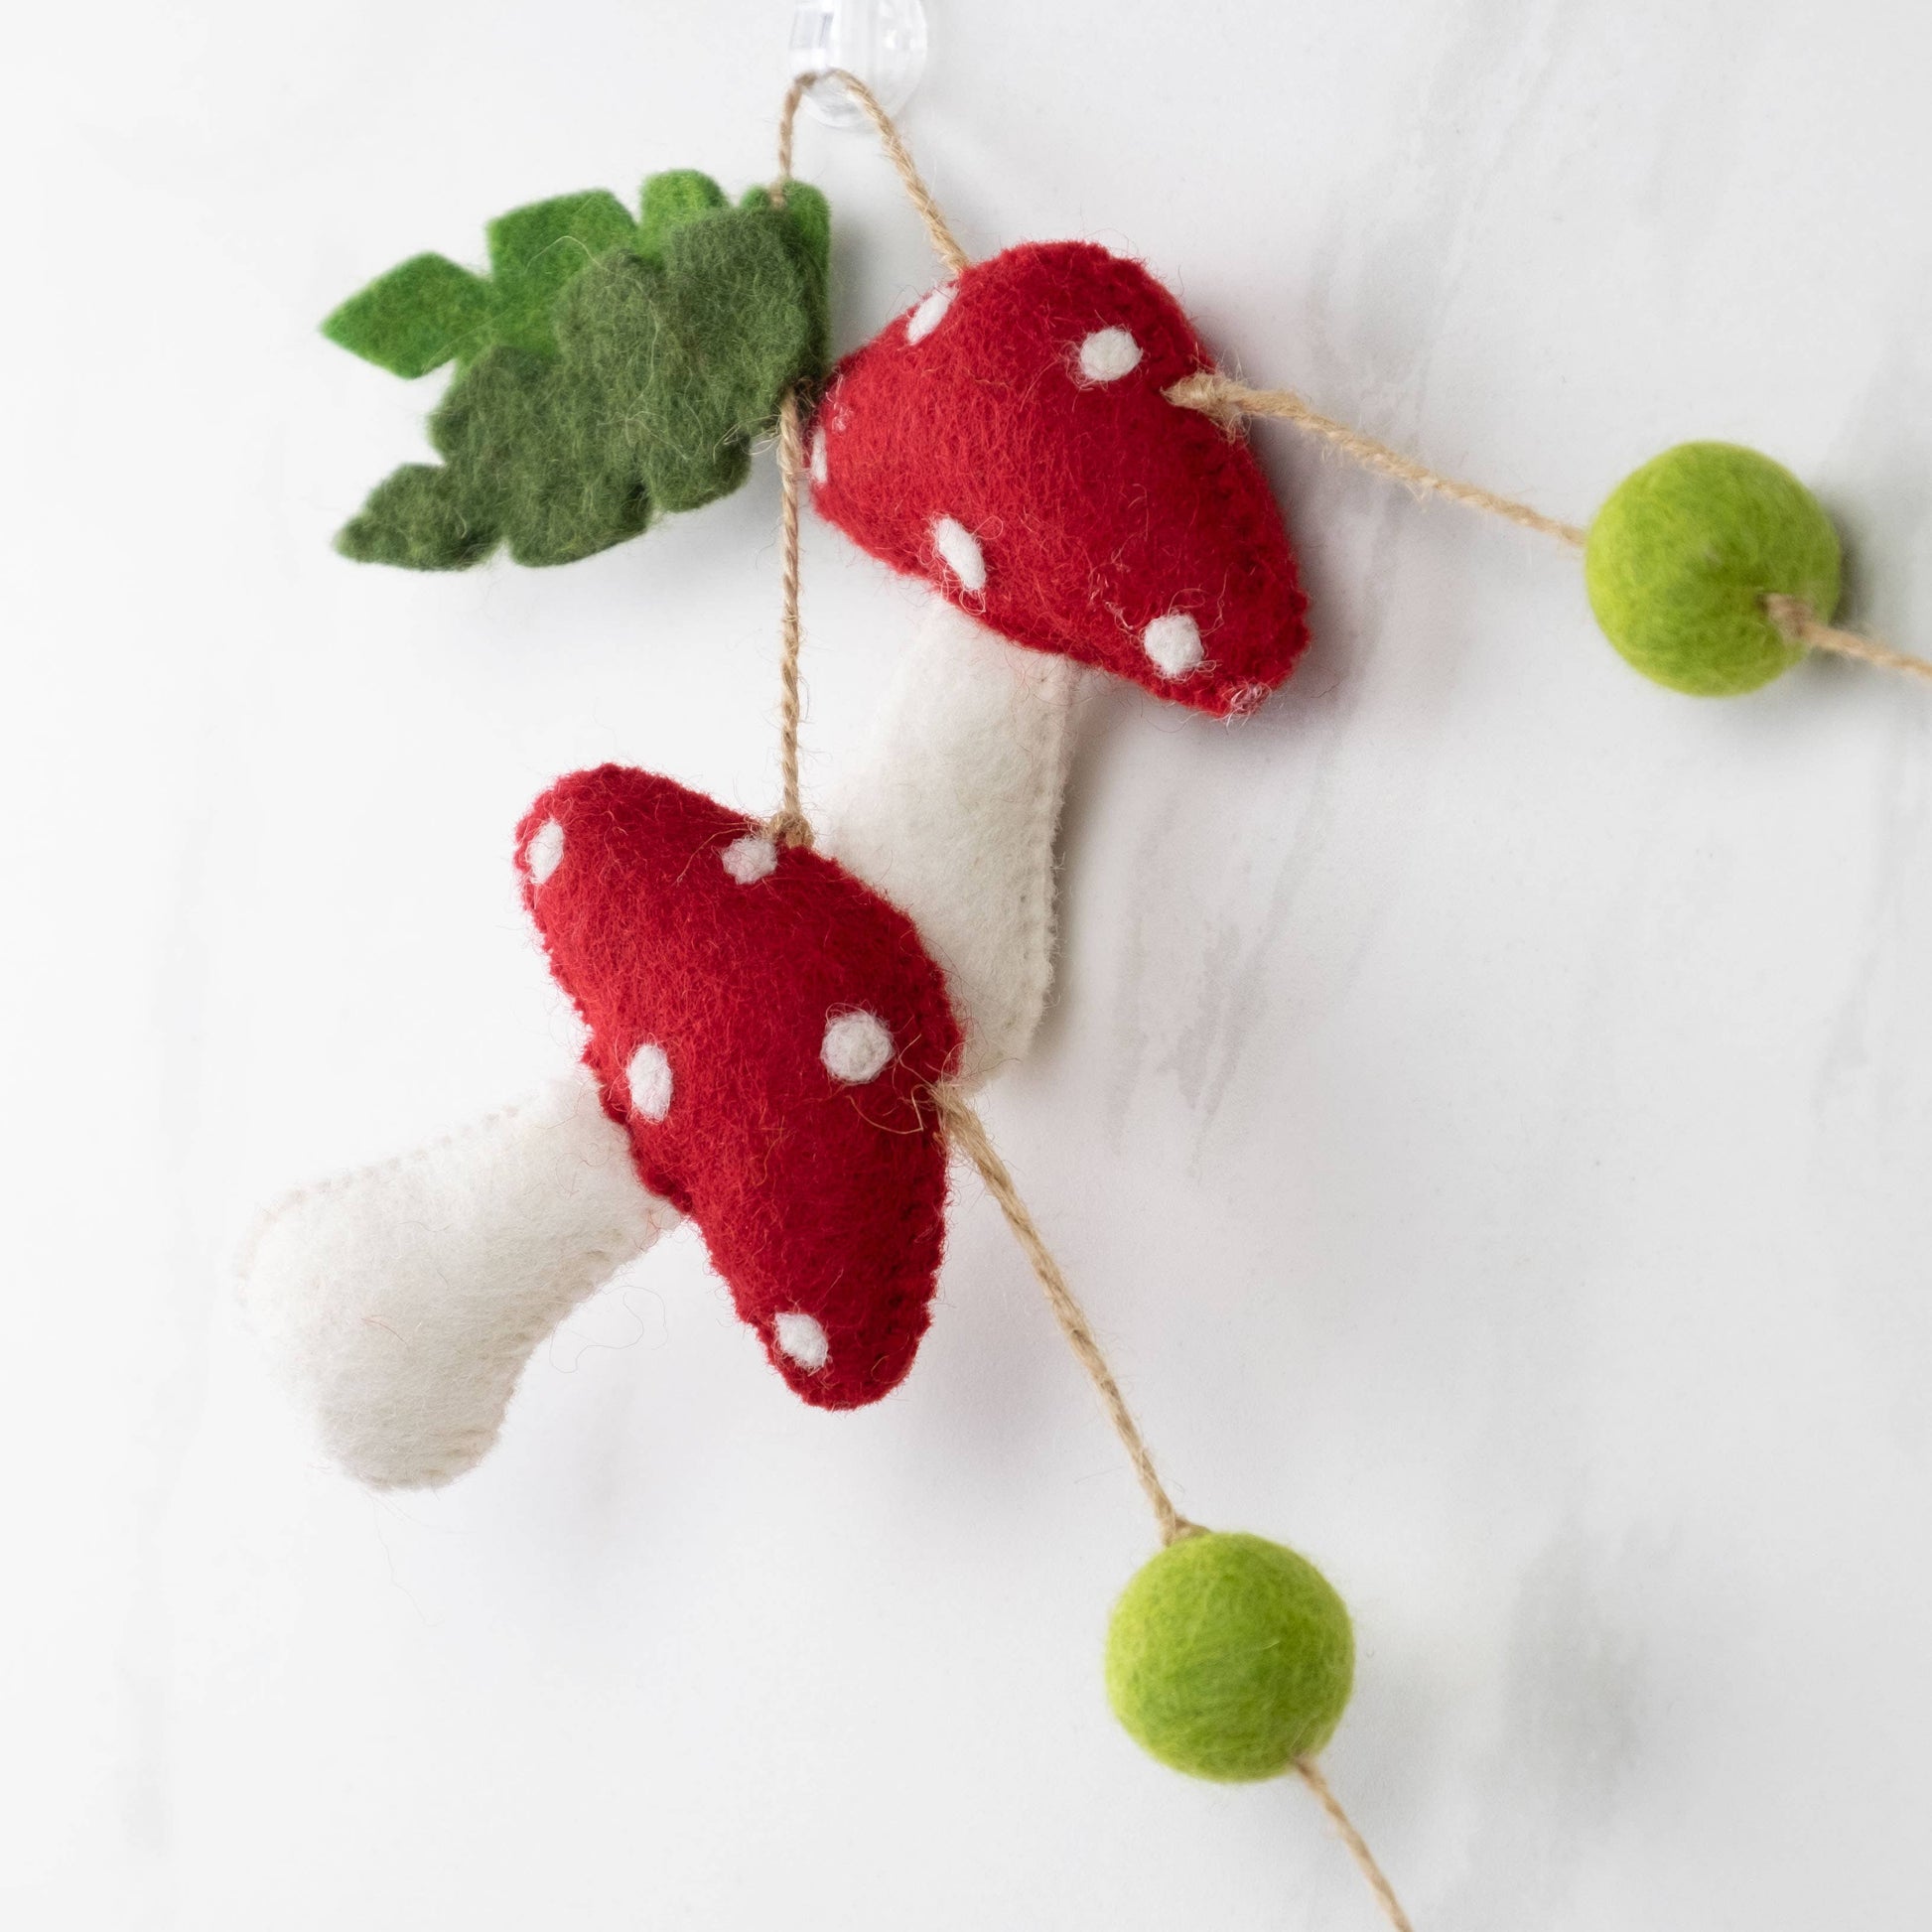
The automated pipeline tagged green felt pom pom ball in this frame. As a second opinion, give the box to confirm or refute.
[1104,1531,1354,1782]
[1585,441,1842,696]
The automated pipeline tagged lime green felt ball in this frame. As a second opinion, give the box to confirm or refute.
[1104,1531,1354,1782]
[1585,441,1841,696]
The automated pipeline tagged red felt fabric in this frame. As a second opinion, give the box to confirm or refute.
[517,766,961,1408]
[808,240,1310,716]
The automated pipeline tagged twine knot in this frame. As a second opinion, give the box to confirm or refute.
[764,806,815,850]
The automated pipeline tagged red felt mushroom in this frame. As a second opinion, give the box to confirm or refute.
[517,764,962,1407]
[807,240,1310,716]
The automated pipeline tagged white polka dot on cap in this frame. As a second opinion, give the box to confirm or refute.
[904,284,956,345]
[822,1010,894,1084]
[774,1311,829,1372]
[1078,327,1143,384]
[932,516,987,594]
[1142,613,1204,678]
[720,833,778,885]
[625,1042,673,1122]
[525,818,565,885]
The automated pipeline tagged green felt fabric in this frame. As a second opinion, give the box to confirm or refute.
[484,191,639,359]
[1105,1531,1354,1782]
[322,191,636,376]
[1586,441,1841,696]
[328,175,831,568]
[638,170,729,257]
[753,181,831,377]
[321,253,494,380]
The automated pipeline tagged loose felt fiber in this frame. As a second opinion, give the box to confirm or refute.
[241,1072,673,1489]
[518,765,962,1407]
[1106,1531,1354,1781]
[1586,441,1842,696]
[329,176,830,569]
[823,597,1081,1087]
[807,240,1310,716]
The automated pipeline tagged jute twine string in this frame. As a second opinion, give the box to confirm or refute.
[771,72,1421,1932]
[1296,1757,1419,1932]
[1763,594,1932,684]
[929,1087,1200,1546]
[1170,372,1589,548]
[778,69,970,275]
[765,387,812,849]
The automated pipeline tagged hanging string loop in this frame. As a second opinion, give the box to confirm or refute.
[777,68,970,274]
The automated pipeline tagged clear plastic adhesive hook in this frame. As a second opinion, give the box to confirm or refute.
[788,0,928,126]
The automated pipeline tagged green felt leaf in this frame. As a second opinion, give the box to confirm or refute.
[637,170,730,261]
[336,463,493,568]
[332,177,830,570]
[322,254,492,378]
[430,346,652,565]
[484,191,639,357]
[645,204,817,506]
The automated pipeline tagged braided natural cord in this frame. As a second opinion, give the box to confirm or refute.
[765,387,813,849]
[932,1086,1199,1547]
[778,68,970,275]
[1297,1757,1418,1932]
[1765,594,1932,685]
[1169,371,1589,548]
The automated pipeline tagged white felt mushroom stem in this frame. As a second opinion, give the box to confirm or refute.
[239,1071,676,1489]
[822,595,1083,1089]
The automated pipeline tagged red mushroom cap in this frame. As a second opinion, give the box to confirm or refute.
[808,240,1310,716]
[516,765,961,1408]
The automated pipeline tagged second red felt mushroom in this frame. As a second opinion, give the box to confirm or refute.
[808,239,1310,717]
[518,764,962,1407]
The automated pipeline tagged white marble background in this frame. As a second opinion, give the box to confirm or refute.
[5,0,1928,1925]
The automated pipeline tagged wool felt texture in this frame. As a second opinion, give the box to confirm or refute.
[240,1071,673,1489]
[323,191,636,377]
[329,176,831,569]
[824,596,1082,1087]
[518,764,962,1407]
[1105,1531,1355,1782]
[1586,441,1842,696]
[806,240,1311,716]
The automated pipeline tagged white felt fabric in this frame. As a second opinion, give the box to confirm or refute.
[239,1070,673,1489]
[930,516,988,594]
[820,1009,896,1084]
[824,597,1082,1088]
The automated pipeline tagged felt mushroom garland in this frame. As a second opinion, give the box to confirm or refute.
[245,64,1932,1932]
